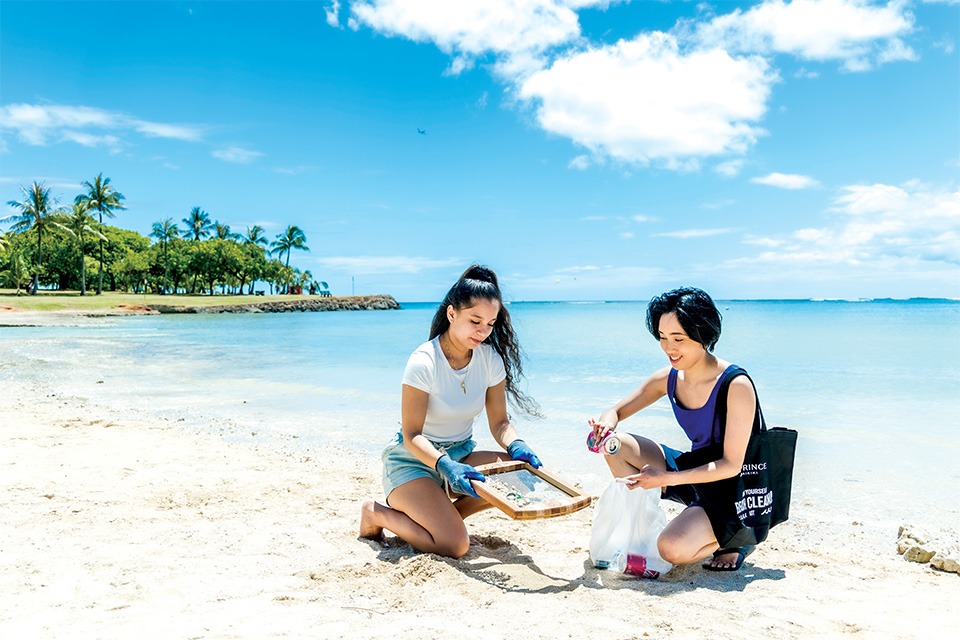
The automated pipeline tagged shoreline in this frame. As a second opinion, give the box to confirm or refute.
[148,294,400,314]
[2,370,957,638]
[0,294,399,325]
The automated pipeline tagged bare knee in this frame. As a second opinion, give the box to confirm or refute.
[603,446,638,477]
[435,532,470,558]
[657,533,691,565]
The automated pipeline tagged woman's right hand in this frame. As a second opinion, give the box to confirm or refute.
[435,455,485,499]
[588,415,617,442]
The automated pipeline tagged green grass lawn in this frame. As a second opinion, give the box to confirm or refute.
[0,290,317,311]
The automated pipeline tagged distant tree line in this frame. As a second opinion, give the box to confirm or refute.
[1,175,326,296]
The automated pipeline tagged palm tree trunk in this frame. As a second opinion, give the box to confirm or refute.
[96,209,104,295]
[161,242,168,295]
[78,229,86,295]
[31,227,42,295]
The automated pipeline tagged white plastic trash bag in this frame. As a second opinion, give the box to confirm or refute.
[589,480,673,578]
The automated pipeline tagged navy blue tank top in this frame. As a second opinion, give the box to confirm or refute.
[667,365,736,450]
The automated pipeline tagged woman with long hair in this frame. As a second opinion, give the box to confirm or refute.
[360,265,541,557]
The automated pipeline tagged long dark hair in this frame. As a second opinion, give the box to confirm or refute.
[429,265,541,418]
[646,286,722,351]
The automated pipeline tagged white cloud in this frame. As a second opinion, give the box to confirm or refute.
[60,131,123,153]
[0,103,205,147]
[568,154,591,170]
[932,35,955,55]
[314,255,463,274]
[743,235,785,247]
[445,55,474,76]
[751,172,820,189]
[876,36,919,64]
[512,264,666,298]
[742,182,960,268]
[132,120,204,141]
[519,32,775,167]
[715,159,746,177]
[348,0,581,76]
[274,165,316,175]
[0,176,81,191]
[693,0,916,72]
[701,199,737,210]
[325,1,342,28]
[655,228,735,239]
[338,0,924,172]
[211,146,263,164]
[555,264,604,273]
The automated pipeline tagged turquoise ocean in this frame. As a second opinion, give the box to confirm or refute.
[2,299,958,536]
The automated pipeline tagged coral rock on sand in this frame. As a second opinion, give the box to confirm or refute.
[897,524,927,555]
[903,546,936,564]
[898,525,960,574]
[931,547,960,574]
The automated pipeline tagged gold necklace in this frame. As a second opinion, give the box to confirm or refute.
[453,368,467,394]
[441,335,468,394]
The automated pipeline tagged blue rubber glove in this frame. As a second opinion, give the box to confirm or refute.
[435,454,485,499]
[507,439,542,469]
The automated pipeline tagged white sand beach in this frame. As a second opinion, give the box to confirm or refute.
[2,366,958,640]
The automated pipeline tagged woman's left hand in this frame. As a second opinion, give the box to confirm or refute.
[507,439,542,469]
[625,464,666,490]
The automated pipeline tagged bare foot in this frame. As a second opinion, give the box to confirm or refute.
[702,545,755,571]
[359,499,385,539]
[705,550,741,569]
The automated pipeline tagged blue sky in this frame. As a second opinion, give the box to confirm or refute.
[1,0,958,302]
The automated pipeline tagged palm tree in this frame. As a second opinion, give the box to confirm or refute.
[75,173,125,295]
[0,250,30,295]
[270,225,309,267]
[3,181,64,295]
[244,225,268,247]
[182,207,213,241]
[214,221,240,241]
[150,217,180,294]
[55,202,107,295]
[241,226,268,295]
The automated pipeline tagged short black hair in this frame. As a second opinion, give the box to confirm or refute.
[646,287,722,351]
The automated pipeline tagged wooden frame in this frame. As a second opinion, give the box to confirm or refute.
[470,460,592,520]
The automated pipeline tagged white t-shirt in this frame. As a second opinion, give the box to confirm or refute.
[402,336,507,442]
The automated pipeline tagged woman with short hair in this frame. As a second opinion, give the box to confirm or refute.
[590,287,763,571]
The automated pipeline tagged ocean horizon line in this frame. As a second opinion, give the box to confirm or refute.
[396,296,960,306]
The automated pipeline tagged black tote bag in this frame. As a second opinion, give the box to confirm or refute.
[674,366,797,547]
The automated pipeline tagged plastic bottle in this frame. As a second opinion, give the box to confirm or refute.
[611,551,662,579]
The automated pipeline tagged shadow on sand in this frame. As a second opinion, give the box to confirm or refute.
[362,533,785,595]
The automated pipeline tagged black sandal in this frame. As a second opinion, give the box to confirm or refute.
[703,545,755,571]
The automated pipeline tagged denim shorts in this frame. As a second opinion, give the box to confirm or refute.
[381,432,477,503]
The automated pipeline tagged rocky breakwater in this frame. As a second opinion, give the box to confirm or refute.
[149,294,400,314]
